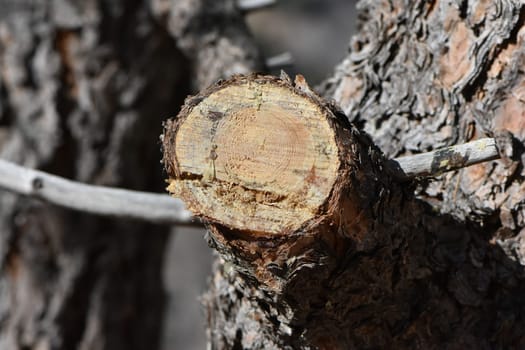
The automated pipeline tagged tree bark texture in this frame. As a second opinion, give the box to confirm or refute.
[194,1,525,349]
[0,1,260,349]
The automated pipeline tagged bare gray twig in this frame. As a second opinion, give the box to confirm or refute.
[389,137,499,180]
[0,159,195,225]
[237,0,276,12]
[266,52,294,69]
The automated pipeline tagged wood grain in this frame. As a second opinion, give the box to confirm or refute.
[165,76,340,233]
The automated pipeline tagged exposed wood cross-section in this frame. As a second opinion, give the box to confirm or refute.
[163,75,345,235]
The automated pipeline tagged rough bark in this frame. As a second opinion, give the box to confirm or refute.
[0,0,260,349]
[323,0,525,231]
[161,1,525,349]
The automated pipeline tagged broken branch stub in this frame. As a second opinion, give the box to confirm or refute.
[163,75,364,236]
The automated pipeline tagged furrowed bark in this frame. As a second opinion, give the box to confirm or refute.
[322,0,525,228]
[164,70,525,348]
[316,1,525,344]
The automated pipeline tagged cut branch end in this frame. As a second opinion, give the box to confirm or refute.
[163,75,343,234]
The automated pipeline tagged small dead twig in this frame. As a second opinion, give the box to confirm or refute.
[388,138,499,180]
[266,52,294,69]
[0,159,194,225]
[237,0,276,12]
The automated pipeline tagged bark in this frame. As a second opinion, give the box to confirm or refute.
[161,1,525,349]
[323,0,525,229]
[0,0,260,349]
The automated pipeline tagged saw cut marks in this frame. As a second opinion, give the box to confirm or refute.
[166,76,340,234]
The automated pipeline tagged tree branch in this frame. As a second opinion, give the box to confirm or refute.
[0,138,499,224]
[388,137,500,180]
[237,0,275,12]
[266,52,294,69]
[0,159,195,225]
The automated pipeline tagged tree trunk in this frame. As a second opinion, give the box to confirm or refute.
[162,1,525,349]
[0,0,260,349]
